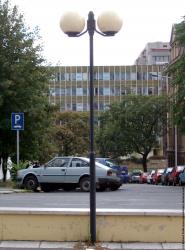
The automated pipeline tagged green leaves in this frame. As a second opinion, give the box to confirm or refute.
[0,0,54,168]
[96,95,168,171]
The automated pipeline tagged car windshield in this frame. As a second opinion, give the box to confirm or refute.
[105,159,118,167]
[132,171,141,176]
[177,166,185,171]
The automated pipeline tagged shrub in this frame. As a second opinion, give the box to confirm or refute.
[10,161,29,182]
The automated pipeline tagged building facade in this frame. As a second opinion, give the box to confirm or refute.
[49,65,164,113]
[166,25,185,167]
[135,42,171,65]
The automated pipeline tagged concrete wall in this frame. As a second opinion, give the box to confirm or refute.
[0,208,183,242]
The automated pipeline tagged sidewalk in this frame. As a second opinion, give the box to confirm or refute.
[0,187,25,194]
[0,241,184,250]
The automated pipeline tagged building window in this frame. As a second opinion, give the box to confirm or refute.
[72,103,76,111]
[103,72,110,81]
[66,103,72,110]
[83,87,88,96]
[83,103,87,111]
[110,72,114,80]
[131,72,136,80]
[99,102,104,110]
[66,88,71,96]
[61,73,65,81]
[99,87,103,96]
[77,103,83,111]
[76,88,83,96]
[76,73,83,81]
[71,73,76,81]
[125,72,131,80]
[72,87,76,96]
[103,87,110,96]
[115,87,120,96]
[83,73,88,81]
[99,72,103,80]
[115,72,120,81]
[121,72,125,80]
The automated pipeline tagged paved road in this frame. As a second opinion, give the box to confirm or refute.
[0,184,184,209]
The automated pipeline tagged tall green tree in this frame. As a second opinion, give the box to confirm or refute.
[96,95,168,172]
[167,16,185,133]
[0,0,54,181]
[53,111,89,156]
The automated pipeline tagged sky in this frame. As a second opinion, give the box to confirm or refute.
[10,0,185,66]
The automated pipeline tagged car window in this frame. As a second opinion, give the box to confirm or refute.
[105,160,118,167]
[46,158,70,168]
[70,158,89,168]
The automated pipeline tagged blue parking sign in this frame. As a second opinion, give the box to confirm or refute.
[11,113,24,130]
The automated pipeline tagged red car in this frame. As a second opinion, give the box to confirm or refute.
[139,172,148,184]
[168,166,185,186]
[152,169,165,185]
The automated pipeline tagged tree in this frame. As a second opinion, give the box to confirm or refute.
[53,111,89,156]
[0,0,54,181]
[96,95,168,172]
[167,16,185,133]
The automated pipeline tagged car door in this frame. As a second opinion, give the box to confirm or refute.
[40,157,70,183]
[65,158,90,183]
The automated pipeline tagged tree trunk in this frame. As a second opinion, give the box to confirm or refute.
[2,155,8,182]
[142,154,148,172]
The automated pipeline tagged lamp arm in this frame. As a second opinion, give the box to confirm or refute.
[95,29,107,36]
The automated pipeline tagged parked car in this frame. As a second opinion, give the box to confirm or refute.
[139,172,148,184]
[147,170,155,184]
[17,157,122,192]
[161,167,173,185]
[179,169,185,186]
[130,170,143,183]
[168,166,185,186]
[152,169,165,185]
[96,158,129,183]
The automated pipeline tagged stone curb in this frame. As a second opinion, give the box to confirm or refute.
[0,241,184,250]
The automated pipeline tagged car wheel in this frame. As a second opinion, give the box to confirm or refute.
[24,175,38,191]
[80,177,90,192]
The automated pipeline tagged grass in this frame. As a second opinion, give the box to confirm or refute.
[0,180,15,188]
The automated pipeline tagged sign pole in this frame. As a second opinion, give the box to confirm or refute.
[17,130,19,167]
[11,113,24,167]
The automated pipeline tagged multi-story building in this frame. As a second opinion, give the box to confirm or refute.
[49,65,165,113]
[135,42,171,65]
[166,25,185,166]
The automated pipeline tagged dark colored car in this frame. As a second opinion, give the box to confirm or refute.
[96,158,129,183]
[168,166,185,186]
[179,169,185,186]
[161,167,173,185]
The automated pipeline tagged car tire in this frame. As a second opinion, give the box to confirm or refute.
[24,175,39,191]
[80,177,90,192]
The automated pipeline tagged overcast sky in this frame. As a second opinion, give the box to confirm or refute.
[10,0,185,66]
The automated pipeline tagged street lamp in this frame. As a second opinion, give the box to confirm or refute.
[60,11,122,244]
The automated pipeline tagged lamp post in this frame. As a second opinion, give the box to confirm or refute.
[60,11,122,244]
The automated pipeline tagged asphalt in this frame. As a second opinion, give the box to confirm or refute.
[0,188,183,250]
